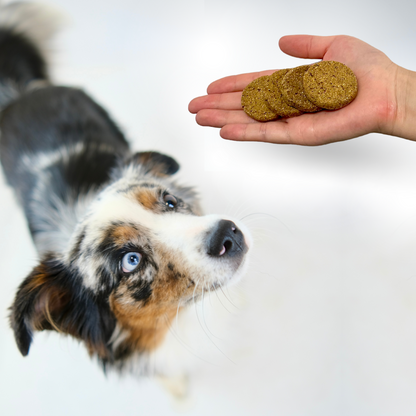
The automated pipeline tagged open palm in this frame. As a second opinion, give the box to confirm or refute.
[189,35,399,145]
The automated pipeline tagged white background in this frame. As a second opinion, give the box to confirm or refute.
[1,0,416,415]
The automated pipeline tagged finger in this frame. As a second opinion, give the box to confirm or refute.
[220,119,324,145]
[188,92,243,114]
[219,108,365,145]
[279,35,337,59]
[195,109,257,128]
[220,121,296,144]
[206,70,277,94]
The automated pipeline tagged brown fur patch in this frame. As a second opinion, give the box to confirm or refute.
[111,224,141,247]
[110,248,197,353]
[25,267,49,293]
[110,295,178,351]
[134,188,159,211]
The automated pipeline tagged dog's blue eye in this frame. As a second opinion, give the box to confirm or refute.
[121,252,142,273]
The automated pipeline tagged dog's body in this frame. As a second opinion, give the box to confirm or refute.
[0,3,250,378]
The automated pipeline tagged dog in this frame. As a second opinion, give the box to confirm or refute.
[0,2,251,381]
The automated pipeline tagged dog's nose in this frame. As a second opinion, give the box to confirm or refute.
[207,220,246,258]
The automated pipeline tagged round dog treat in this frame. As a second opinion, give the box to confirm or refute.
[241,76,279,121]
[280,65,321,112]
[303,61,358,110]
[266,69,303,118]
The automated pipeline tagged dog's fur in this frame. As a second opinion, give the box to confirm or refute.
[0,2,250,377]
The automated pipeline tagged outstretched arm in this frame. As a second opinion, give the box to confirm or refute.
[189,35,416,145]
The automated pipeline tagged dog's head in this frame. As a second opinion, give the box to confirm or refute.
[10,151,251,366]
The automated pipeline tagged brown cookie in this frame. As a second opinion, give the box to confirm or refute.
[303,61,358,110]
[241,76,279,121]
[266,69,303,118]
[280,65,321,112]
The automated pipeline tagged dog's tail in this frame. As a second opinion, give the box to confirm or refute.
[0,2,64,110]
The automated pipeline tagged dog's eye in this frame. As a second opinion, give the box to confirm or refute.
[121,252,142,273]
[163,194,177,209]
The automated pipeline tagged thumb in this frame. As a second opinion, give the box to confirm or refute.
[279,35,336,59]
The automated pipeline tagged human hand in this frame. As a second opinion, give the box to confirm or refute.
[189,35,411,145]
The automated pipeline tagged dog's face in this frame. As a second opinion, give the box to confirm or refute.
[10,152,251,365]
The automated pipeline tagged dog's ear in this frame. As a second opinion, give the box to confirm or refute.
[128,151,180,177]
[10,255,116,360]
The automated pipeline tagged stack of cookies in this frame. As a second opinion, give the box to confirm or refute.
[241,61,358,121]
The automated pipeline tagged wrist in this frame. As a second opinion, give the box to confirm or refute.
[386,66,416,141]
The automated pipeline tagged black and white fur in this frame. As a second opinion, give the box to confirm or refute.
[0,2,251,378]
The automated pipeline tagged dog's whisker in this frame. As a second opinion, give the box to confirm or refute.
[214,287,235,315]
[163,314,219,367]
[240,212,294,235]
[233,205,254,226]
[201,286,222,341]
[193,291,236,365]
[220,285,241,311]
[175,301,181,333]
[192,278,200,306]
[207,284,214,308]
[222,197,248,221]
